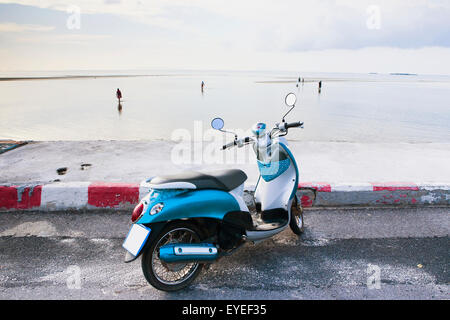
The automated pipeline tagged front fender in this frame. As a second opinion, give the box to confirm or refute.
[137,189,241,224]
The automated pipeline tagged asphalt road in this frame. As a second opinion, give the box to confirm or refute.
[0,207,448,300]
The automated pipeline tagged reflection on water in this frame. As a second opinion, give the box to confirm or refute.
[0,71,449,142]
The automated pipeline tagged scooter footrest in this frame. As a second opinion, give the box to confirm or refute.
[250,208,289,231]
[253,221,286,231]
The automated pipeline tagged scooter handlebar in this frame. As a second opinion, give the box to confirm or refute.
[285,121,304,129]
[222,137,252,150]
[222,141,236,150]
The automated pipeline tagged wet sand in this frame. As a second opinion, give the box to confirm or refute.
[255,77,448,84]
[0,74,182,82]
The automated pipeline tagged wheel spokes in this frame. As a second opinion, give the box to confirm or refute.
[151,228,200,285]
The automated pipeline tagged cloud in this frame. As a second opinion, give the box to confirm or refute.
[1,0,450,73]
[15,33,112,45]
[2,0,448,51]
[0,0,163,16]
[0,22,55,32]
[190,0,450,51]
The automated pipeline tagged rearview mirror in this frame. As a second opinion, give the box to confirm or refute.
[285,92,297,107]
[211,117,224,130]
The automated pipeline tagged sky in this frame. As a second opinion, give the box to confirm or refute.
[0,0,450,74]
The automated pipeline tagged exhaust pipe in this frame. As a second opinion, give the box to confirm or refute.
[159,243,219,263]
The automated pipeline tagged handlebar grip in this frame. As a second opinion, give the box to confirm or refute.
[222,137,251,149]
[222,140,237,150]
[286,121,303,129]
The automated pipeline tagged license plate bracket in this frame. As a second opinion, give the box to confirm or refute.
[122,224,151,257]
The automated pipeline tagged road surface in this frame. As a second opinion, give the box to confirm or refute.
[0,207,448,299]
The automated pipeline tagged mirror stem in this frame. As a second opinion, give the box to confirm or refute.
[282,105,295,122]
[220,129,238,140]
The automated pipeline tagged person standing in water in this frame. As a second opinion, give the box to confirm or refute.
[318,81,322,93]
[116,88,123,115]
[201,81,205,92]
[116,88,122,102]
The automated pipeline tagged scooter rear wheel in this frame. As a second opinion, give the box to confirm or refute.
[141,221,204,291]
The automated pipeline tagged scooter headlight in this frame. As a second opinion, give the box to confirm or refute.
[150,203,164,215]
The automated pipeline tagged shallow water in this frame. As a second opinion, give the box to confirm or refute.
[0,70,449,142]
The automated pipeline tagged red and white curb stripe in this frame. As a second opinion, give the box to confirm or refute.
[0,181,449,211]
[297,182,450,207]
[0,182,147,211]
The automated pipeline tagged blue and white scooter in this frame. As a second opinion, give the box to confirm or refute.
[123,93,304,291]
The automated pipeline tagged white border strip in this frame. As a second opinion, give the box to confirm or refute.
[41,182,90,210]
[331,183,373,192]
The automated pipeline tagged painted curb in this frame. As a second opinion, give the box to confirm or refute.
[0,181,449,212]
[297,182,450,208]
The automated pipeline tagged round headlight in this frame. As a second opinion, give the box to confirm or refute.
[150,203,164,215]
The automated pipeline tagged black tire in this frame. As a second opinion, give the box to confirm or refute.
[141,221,204,291]
[289,196,304,235]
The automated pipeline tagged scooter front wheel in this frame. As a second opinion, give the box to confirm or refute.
[141,221,204,291]
[289,197,304,235]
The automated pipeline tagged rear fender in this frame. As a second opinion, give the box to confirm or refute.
[137,189,241,224]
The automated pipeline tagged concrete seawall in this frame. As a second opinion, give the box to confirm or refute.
[1,141,449,211]
[1,181,448,212]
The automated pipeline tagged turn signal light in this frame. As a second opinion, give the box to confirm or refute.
[150,203,164,215]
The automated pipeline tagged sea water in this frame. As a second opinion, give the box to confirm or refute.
[0,70,449,142]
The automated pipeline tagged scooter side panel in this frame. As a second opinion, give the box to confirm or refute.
[279,142,299,200]
[137,189,241,224]
[255,142,298,211]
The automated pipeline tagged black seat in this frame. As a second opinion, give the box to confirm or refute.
[149,169,247,192]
